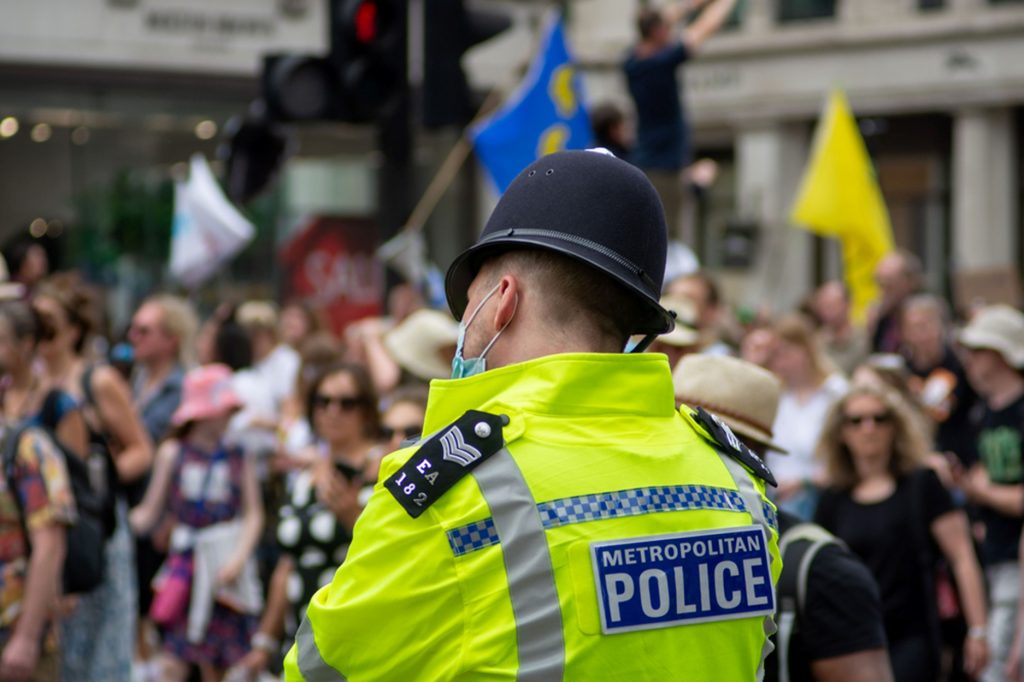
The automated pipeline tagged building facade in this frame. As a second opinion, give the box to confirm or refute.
[0,0,1021,319]
[553,0,1024,313]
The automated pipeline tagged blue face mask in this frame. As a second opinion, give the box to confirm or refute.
[451,283,513,379]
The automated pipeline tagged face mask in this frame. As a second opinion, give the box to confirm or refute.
[451,283,513,379]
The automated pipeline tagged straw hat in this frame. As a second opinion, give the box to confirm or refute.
[673,354,788,453]
[384,309,460,381]
[958,304,1024,369]
[171,363,245,426]
[657,296,700,347]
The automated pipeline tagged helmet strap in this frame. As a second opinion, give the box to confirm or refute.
[630,333,658,353]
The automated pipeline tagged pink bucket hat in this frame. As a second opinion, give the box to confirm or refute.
[171,364,244,427]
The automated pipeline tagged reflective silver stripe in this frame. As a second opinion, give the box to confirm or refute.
[718,452,778,682]
[472,448,565,681]
[776,609,795,682]
[295,613,347,682]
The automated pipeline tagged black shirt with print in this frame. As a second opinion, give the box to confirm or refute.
[971,393,1024,565]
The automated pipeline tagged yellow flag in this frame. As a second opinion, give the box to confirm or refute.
[790,89,894,322]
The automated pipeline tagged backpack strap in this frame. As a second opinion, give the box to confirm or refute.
[38,389,64,433]
[81,365,96,407]
[776,523,842,682]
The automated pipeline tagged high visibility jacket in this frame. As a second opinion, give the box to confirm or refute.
[285,353,781,681]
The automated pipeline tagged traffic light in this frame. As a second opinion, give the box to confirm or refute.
[220,107,292,204]
[262,54,342,121]
[422,0,511,128]
[330,0,407,122]
[261,0,407,124]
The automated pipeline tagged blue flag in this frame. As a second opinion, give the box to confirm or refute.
[471,15,592,193]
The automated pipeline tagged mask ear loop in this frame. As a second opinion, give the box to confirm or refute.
[464,282,502,328]
[478,292,519,361]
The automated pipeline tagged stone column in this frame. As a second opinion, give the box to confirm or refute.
[733,122,814,314]
[952,107,1018,270]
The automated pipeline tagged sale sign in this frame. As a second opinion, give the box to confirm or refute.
[279,215,383,335]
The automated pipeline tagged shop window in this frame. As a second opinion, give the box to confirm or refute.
[777,0,836,22]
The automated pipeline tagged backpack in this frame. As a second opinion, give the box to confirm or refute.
[775,522,844,682]
[3,391,107,594]
[79,365,120,536]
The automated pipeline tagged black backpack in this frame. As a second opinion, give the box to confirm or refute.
[78,365,119,536]
[3,391,107,594]
[775,522,843,682]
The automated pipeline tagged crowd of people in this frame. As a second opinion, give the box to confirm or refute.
[665,251,1024,682]
[0,1,1019,679]
[0,260,456,681]
[0,220,1021,682]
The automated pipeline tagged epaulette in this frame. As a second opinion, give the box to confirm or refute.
[384,410,508,518]
[689,406,777,487]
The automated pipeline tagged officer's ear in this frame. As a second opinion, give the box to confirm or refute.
[491,275,520,333]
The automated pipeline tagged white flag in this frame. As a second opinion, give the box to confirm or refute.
[169,154,255,288]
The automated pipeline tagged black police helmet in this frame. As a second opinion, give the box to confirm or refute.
[445,149,674,336]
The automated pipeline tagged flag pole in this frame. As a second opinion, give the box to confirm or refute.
[398,79,513,236]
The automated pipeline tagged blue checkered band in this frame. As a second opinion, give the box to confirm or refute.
[447,517,501,557]
[762,500,778,530]
[447,485,776,557]
[536,485,747,529]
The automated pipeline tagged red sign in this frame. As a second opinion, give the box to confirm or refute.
[279,215,383,335]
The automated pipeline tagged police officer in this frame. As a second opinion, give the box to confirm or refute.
[284,150,781,681]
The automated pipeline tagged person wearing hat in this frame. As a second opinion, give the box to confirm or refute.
[955,304,1024,682]
[675,354,892,682]
[647,295,701,370]
[284,150,780,681]
[130,364,264,681]
[382,308,460,383]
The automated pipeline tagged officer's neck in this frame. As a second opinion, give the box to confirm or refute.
[487,324,620,370]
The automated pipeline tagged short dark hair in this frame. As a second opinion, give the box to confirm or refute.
[483,249,648,350]
[306,362,381,439]
[637,8,664,40]
[214,319,253,371]
[590,103,625,144]
[2,237,39,280]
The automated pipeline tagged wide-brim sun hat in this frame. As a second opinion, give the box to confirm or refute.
[171,363,245,427]
[957,304,1024,369]
[657,296,700,347]
[673,354,788,453]
[384,308,460,381]
[445,149,674,337]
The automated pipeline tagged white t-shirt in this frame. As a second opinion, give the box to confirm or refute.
[769,373,849,485]
[258,344,301,409]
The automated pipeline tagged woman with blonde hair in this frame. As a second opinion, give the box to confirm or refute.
[768,313,848,518]
[814,384,988,682]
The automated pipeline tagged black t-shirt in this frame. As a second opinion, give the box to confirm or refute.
[814,468,955,642]
[623,42,690,170]
[969,393,1024,564]
[765,518,887,682]
[906,346,980,466]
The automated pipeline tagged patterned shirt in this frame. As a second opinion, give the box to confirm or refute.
[0,428,76,635]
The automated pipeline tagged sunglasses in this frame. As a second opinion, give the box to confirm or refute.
[843,412,892,427]
[381,424,422,441]
[313,394,365,412]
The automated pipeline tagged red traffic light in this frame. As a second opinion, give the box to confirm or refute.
[354,0,377,43]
